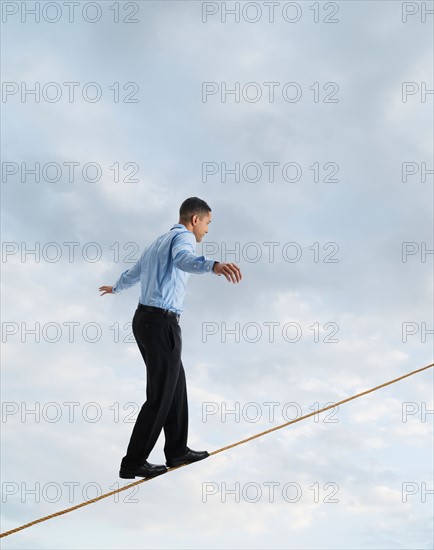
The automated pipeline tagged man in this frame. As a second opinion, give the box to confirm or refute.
[99,197,242,479]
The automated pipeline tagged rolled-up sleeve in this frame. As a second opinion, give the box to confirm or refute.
[172,232,215,274]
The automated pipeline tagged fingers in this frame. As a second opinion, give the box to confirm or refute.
[222,263,242,283]
[98,286,112,296]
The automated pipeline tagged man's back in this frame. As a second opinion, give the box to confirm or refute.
[113,224,215,313]
[139,226,191,312]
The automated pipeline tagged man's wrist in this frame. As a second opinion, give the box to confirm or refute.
[212,261,220,273]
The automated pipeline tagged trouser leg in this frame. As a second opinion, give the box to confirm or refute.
[120,309,186,470]
[163,357,188,460]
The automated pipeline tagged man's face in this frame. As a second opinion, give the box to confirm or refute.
[192,212,212,243]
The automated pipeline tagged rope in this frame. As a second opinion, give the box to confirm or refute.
[1,361,432,539]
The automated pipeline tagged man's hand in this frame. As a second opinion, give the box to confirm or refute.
[99,285,114,296]
[213,262,242,283]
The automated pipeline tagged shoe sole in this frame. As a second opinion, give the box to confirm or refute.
[166,455,209,468]
[119,469,167,479]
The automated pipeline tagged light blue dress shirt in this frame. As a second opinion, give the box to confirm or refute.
[112,224,216,314]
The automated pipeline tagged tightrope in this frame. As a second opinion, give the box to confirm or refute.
[1,361,432,539]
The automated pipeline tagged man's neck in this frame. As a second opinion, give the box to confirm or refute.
[177,221,192,232]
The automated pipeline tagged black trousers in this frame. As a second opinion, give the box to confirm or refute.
[120,305,188,470]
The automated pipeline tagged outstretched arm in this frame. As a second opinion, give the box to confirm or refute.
[172,233,215,274]
[99,253,143,296]
[172,232,242,283]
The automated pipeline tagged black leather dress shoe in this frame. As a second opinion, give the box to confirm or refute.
[166,448,209,468]
[119,460,167,479]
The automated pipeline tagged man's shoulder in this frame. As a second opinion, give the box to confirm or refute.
[170,223,190,233]
[151,225,190,244]
[145,225,193,251]
[169,225,194,242]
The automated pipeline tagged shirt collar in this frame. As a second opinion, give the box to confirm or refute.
[170,223,189,231]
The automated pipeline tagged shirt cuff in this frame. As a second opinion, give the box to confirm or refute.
[203,259,215,273]
[189,258,216,273]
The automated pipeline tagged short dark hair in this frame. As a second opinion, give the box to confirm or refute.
[179,197,211,223]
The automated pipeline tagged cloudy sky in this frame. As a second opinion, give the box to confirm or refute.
[1,1,433,548]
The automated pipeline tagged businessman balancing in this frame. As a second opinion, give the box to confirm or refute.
[99,197,242,479]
